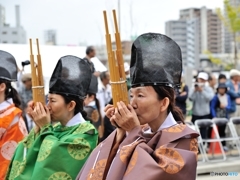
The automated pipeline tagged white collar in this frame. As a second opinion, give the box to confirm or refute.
[87,101,96,107]
[65,112,86,127]
[0,98,13,111]
[98,80,110,91]
[144,112,177,134]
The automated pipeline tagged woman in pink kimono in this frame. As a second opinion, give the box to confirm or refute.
[77,33,199,180]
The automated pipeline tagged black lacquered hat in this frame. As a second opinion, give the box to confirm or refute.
[49,55,92,99]
[0,50,18,81]
[130,33,182,89]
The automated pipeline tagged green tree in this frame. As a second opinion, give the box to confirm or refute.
[204,50,235,70]
[217,0,240,68]
[204,50,222,65]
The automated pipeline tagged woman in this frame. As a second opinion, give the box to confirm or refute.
[84,75,104,141]
[211,83,231,151]
[0,50,28,179]
[76,33,199,180]
[6,55,98,180]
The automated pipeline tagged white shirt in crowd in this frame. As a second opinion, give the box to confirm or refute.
[96,81,112,118]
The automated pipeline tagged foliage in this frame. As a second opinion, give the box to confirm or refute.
[204,50,222,65]
[216,0,240,68]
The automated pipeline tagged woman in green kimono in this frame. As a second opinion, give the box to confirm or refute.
[6,55,98,180]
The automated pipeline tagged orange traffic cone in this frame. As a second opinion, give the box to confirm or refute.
[208,127,222,154]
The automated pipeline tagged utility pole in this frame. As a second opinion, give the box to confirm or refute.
[118,0,121,33]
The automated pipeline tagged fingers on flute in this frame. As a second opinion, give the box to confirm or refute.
[44,105,50,114]
[104,104,114,113]
[117,101,128,115]
[110,116,119,128]
[39,103,46,115]
[127,104,136,114]
[105,107,115,119]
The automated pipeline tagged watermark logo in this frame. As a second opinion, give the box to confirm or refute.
[210,172,239,176]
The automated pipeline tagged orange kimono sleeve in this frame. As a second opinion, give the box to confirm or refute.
[0,106,28,179]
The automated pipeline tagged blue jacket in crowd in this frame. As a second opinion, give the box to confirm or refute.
[226,80,240,113]
[210,94,231,118]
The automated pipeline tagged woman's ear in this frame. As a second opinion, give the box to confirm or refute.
[89,94,95,101]
[0,83,6,92]
[68,100,76,112]
[160,97,170,112]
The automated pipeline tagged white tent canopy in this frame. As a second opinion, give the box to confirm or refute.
[0,43,107,93]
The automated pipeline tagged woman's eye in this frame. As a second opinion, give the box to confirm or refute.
[130,95,133,98]
[138,94,144,97]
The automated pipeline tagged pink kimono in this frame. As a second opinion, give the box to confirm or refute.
[76,121,199,180]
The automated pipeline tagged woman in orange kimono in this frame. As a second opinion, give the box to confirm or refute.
[0,50,28,179]
[77,33,199,180]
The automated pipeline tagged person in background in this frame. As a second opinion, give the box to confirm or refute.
[208,74,217,93]
[0,50,28,179]
[210,83,231,151]
[18,73,34,132]
[124,62,131,90]
[84,75,104,141]
[218,74,227,84]
[175,76,188,119]
[226,69,240,117]
[207,74,217,139]
[6,55,98,180]
[101,98,116,141]
[189,72,214,139]
[19,73,32,109]
[16,60,31,91]
[83,46,100,77]
[97,71,112,118]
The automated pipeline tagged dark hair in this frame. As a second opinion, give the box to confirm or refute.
[208,75,213,81]
[152,86,184,123]
[218,74,226,80]
[87,93,102,120]
[60,94,87,119]
[100,71,108,81]
[86,46,95,55]
[0,79,21,108]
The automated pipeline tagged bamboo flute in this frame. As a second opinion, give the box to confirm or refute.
[29,39,45,105]
[112,10,128,105]
[103,10,129,107]
[29,39,37,103]
[36,39,45,104]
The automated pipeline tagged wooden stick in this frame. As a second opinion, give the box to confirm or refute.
[112,10,129,105]
[29,39,37,102]
[36,39,45,105]
[103,10,129,107]
[29,38,45,105]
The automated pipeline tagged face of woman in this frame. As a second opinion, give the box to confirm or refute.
[130,86,162,125]
[218,88,226,95]
[47,93,68,122]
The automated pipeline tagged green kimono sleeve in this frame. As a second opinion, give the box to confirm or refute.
[6,122,98,180]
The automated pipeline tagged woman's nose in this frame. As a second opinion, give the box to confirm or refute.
[130,98,137,109]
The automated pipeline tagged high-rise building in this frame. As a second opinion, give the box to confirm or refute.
[165,7,222,68]
[165,19,198,67]
[44,30,57,45]
[0,5,26,44]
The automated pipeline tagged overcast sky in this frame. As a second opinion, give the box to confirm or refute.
[1,0,223,46]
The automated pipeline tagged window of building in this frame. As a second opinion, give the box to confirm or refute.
[2,31,7,34]
[13,41,18,44]
[12,31,17,35]
[3,41,8,43]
